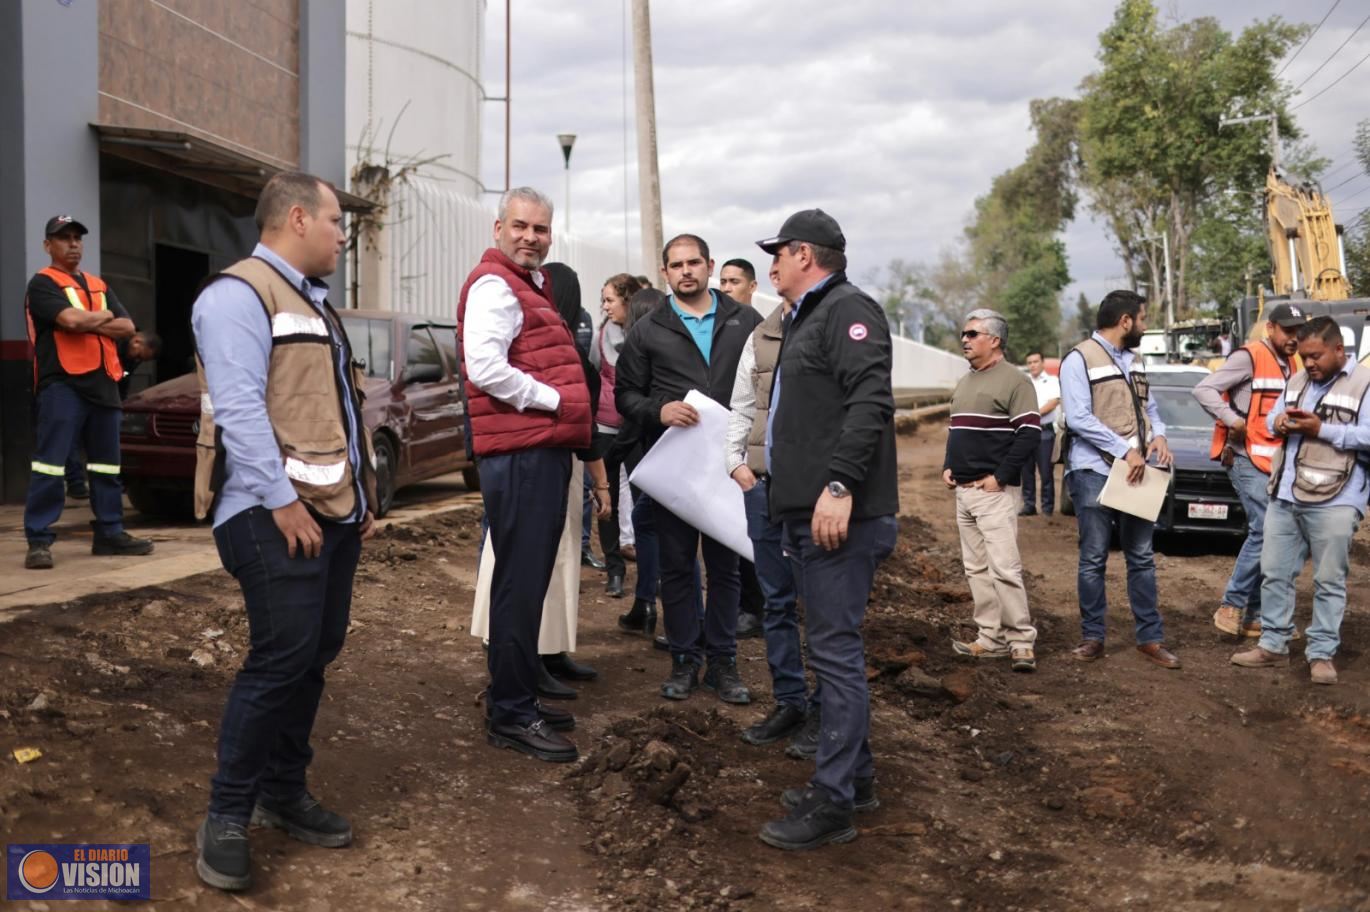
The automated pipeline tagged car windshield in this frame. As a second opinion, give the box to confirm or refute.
[1152,387,1213,431]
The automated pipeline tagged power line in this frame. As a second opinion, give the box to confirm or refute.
[1293,46,1370,110]
[1278,0,1341,77]
[1335,183,1370,210]
[1326,170,1369,193]
[1324,158,1361,180]
[1292,12,1370,93]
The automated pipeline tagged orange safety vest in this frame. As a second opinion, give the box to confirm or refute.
[30,267,122,383]
[1209,340,1289,474]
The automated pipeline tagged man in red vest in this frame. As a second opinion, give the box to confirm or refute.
[23,215,154,569]
[1193,303,1306,637]
[457,187,604,763]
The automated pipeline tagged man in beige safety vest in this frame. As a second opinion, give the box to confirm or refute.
[1232,316,1370,686]
[189,171,376,892]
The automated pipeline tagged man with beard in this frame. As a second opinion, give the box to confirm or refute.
[1058,290,1179,669]
[1193,304,1306,638]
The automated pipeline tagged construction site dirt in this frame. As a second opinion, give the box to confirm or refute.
[2,426,1369,911]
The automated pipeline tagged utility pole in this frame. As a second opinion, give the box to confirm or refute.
[557,133,576,233]
[1220,112,1281,171]
[631,0,664,283]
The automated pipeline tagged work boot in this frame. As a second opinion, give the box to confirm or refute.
[741,704,806,746]
[1230,646,1289,668]
[782,776,878,813]
[25,542,54,570]
[195,815,251,891]
[786,708,821,760]
[1212,604,1243,636]
[251,793,352,847]
[661,657,699,700]
[759,788,857,851]
[92,531,154,556]
[702,658,751,705]
[618,598,656,637]
[1310,659,1338,686]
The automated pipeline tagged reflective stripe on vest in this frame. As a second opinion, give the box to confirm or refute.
[285,457,347,486]
[273,312,330,338]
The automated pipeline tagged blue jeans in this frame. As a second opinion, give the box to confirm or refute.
[1221,455,1269,620]
[1067,469,1165,645]
[784,515,897,811]
[1258,499,1359,661]
[1021,427,1055,513]
[744,478,808,710]
[24,382,124,544]
[209,507,361,823]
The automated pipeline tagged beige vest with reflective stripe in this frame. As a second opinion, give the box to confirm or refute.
[746,307,784,474]
[193,257,376,521]
[1065,338,1152,452]
[1267,363,1370,503]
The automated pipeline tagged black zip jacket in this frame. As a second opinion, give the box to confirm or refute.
[615,291,761,448]
[768,273,899,523]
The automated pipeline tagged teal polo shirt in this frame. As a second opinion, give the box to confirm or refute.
[669,291,718,363]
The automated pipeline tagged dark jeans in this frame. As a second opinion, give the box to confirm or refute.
[1067,469,1165,645]
[209,507,361,823]
[744,478,808,709]
[1020,427,1055,513]
[24,382,124,544]
[480,448,572,725]
[597,455,626,578]
[656,502,740,666]
[631,489,659,601]
[784,515,898,810]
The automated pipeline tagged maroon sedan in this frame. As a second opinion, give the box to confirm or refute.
[119,310,477,519]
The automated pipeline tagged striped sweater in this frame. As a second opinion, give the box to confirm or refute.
[943,359,1042,486]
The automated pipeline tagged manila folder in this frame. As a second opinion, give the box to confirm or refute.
[1097,459,1171,522]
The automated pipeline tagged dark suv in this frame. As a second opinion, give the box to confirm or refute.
[119,310,476,519]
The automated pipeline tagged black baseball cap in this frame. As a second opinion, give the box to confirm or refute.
[45,215,89,237]
[1266,303,1308,328]
[756,208,846,255]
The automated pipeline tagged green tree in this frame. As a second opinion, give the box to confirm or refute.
[1344,120,1370,294]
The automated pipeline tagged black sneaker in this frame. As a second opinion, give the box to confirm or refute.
[782,776,879,813]
[250,793,352,847]
[759,788,857,851]
[741,704,806,745]
[25,542,54,570]
[661,658,699,700]
[195,815,251,891]
[487,718,578,762]
[702,658,752,705]
[736,611,764,639]
[91,531,154,556]
[785,709,821,759]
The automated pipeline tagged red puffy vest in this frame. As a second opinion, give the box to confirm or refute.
[457,249,592,457]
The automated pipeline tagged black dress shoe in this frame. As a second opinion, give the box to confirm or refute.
[484,697,575,732]
[606,573,625,598]
[618,598,657,636]
[1018,505,1037,517]
[251,793,352,847]
[196,815,251,891]
[544,651,598,681]
[782,776,878,812]
[92,531,154,556]
[661,657,699,700]
[536,661,578,700]
[487,718,578,762]
[741,704,807,745]
[785,709,820,759]
[735,611,764,639]
[653,634,670,651]
[581,547,606,571]
[759,788,857,850]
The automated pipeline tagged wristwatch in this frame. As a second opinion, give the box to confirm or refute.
[826,481,850,499]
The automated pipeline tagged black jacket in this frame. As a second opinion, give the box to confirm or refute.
[768,273,899,523]
[615,291,762,448]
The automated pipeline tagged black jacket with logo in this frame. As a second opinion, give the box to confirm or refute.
[767,273,899,523]
[615,291,762,449]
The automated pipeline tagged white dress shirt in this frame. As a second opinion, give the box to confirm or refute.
[724,333,758,474]
[463,272,561,413]
[1031,371,1062,427]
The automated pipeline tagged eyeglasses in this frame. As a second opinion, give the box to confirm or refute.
[960,330,991,340]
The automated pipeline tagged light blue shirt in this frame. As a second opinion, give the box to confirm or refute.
[1060,332,1167,477]
[764,274,835,472]
[1267,361,1370,514]
[192,243,366,527]
[668,290,718,364]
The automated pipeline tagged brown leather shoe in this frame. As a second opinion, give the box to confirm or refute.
[1230,646,1289,668]
[1136,642,1181,669]
[1310,659,1337,685]
[1071,640,1105,662]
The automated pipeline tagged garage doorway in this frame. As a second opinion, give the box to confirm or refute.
[154,244,210,383]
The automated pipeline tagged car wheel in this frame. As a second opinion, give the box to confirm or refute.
[372,433,397,518]
[462,465,481,492]
[126,480,194,521]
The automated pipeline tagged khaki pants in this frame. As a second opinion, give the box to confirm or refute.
[955,485,1036,649]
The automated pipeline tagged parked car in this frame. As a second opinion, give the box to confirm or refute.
[119,310,477,519]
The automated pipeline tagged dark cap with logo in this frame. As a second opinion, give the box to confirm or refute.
[1267,303,1308,328]
[44,215,89,237]
[756,209,846,255]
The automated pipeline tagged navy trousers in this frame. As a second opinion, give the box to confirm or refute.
[480,448,572,725]
[24,382,124,545]
[209,507,361,823]
[656,503,740,666]
[784,515,898,810]
[1020,427,1055,513]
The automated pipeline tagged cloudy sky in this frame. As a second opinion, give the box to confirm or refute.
[480,1,1369,315]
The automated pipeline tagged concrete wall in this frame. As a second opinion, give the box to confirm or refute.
[301,0,347,186]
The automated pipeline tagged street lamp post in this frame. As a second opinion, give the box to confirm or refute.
[1140,231,1174,331]
[557,133,576,234]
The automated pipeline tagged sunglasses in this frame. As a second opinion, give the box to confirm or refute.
[960,330,993,340]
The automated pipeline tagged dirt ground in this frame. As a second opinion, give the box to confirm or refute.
[3,425,1370,911]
